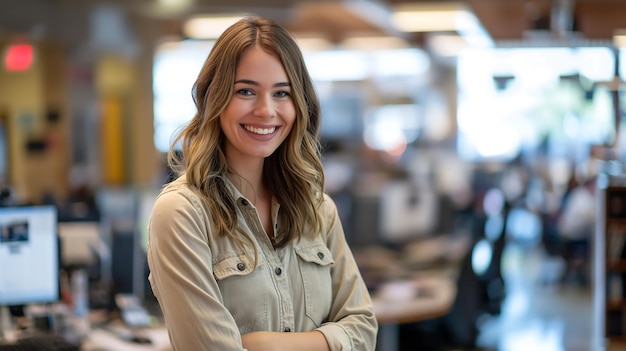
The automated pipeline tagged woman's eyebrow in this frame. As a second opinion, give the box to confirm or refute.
[234,79,291,88]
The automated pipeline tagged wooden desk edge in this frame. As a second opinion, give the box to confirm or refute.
[372,277,457,325]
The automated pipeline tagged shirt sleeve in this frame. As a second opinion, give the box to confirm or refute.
[315,194,379,351]
[147,186,247,351]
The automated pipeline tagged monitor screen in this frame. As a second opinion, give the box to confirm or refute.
[0,205,59,306]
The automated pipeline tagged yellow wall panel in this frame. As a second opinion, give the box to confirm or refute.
[101,95,124,184]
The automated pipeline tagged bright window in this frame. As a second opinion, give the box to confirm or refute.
[457,46,617,162]
[153,40,214,152]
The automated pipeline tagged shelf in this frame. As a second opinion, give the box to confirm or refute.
[608,220,626,230]
[607,261,626,271]
[607,335,626,343]
[596,182,626,350]
[606,227,626,234]
[607,301,626,310]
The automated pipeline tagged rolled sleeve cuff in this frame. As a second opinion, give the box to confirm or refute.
[316,324,353,351]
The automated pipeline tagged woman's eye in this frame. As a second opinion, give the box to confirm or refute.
[237,88,254,96]
[275,91,290,98]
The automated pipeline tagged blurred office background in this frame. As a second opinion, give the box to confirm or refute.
[0,0,625,350]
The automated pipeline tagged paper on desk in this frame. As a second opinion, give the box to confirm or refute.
[82,327,171,351]
[377,280,420,301]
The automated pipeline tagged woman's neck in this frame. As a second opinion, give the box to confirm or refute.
[227,166,266,205]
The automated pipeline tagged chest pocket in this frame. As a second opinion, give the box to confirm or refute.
[213,253,270,333]
[295,243,334,326]
[213,253,256,279]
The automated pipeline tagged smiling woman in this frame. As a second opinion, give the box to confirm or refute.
[146,16,378,351]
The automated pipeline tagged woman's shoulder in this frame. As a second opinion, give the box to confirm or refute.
[154,176,206,210]
[321,192,338,208]
[319,192,340,220]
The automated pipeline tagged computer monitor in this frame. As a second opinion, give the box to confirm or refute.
[96,187,145,299]
[0,205,59,306]
[57,221,103,269]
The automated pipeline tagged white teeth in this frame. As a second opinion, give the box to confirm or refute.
[244,125,276,135]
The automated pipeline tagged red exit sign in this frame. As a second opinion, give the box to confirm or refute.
[4,43,34,72]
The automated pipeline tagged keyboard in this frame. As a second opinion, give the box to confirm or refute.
[0,335,80,351]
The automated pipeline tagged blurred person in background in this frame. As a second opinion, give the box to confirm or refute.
[557,171,596,286]
[147,16,377,351]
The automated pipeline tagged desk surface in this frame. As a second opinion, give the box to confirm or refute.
[82,325,171,351]
[354,235,468,326]
[372,275,457,325]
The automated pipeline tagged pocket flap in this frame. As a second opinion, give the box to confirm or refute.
[213,254,258,280]
[296,244,334,266]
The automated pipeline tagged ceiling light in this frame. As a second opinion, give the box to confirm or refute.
[341,36,409,51]
[294,36,334,52]
[158,0,193,10]
[392,2,466,32]
[392,2,493,54]
[614,29,626,48]
[183,15,246,39]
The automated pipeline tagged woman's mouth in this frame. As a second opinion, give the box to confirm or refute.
[242,124,277,135]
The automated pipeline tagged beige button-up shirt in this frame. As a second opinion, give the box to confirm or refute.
[147,176,378,350]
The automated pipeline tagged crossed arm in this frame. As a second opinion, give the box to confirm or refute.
[242,330,330,351]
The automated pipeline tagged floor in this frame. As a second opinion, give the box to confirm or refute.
[475,243,593,351]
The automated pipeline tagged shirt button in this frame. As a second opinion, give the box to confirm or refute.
[317,252,324,260]
[284,327,291,332]
[274,267,282,276]
[237,263,246,271]
[241,199,249,206]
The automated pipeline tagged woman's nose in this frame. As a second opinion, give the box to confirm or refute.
[253,95,276,118]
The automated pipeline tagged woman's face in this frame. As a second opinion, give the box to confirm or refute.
[220,44,296,165]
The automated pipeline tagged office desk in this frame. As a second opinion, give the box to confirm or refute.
[373,274,456,324]
[372,275,457,351]
[0,318,170,351]
[353,235,469,351]
[82,325,171,351]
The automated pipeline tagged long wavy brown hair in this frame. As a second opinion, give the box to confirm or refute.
[168,16,324,248]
